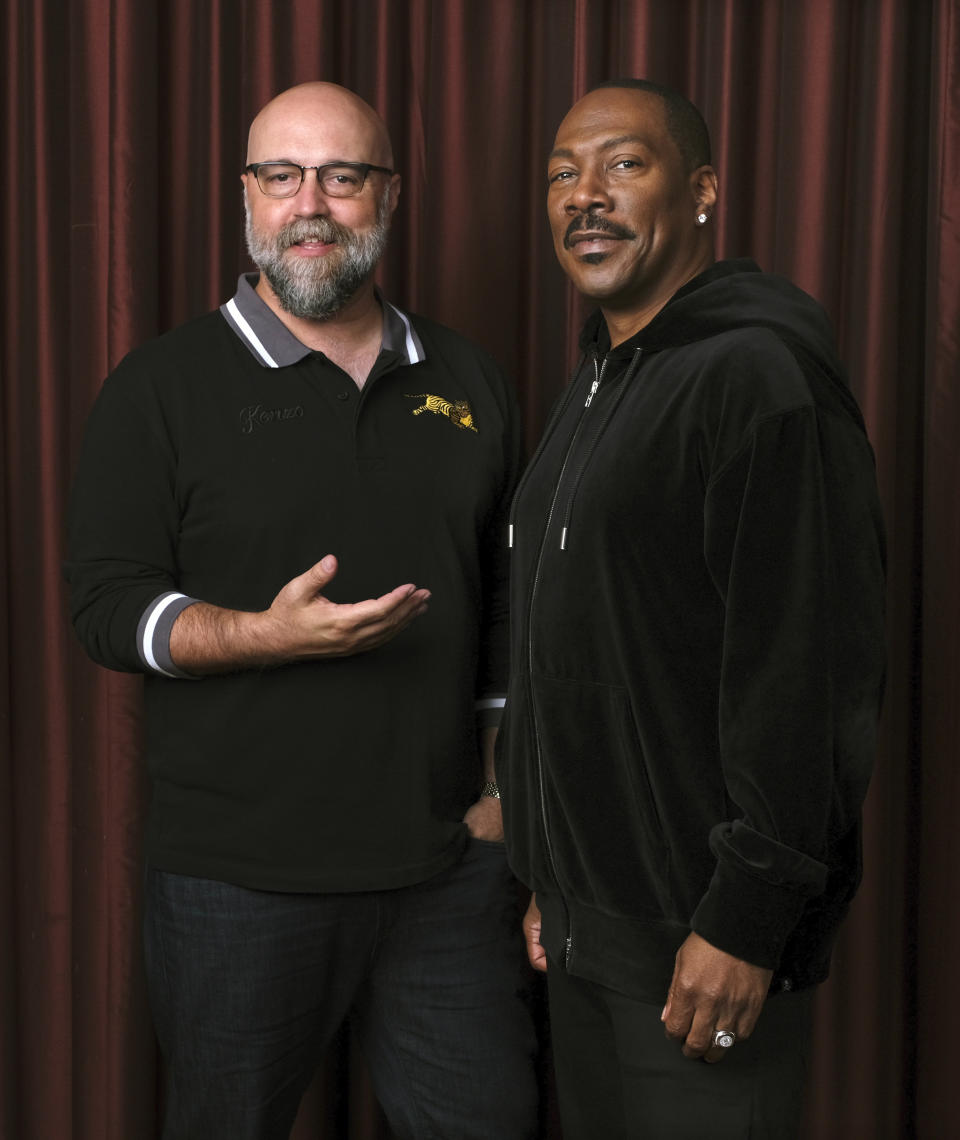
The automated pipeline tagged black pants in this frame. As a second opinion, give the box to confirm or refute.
[547,964,813,1140]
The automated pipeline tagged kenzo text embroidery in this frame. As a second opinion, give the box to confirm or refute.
[240,404,305,434]
[404,393,478,432]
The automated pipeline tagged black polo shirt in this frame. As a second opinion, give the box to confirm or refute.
[66,275,519,890]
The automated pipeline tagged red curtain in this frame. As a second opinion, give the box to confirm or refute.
[2,1,956,1136]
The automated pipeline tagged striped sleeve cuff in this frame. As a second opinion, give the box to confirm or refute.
[475,694,506,729]
[136,593,200,678]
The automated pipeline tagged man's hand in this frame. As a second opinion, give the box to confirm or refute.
[463,793,504,842]
[259,554,430,659]
[661,931,773,1063]
[463,725,504,841]
[170,554,430,673]
[523,894,548,973]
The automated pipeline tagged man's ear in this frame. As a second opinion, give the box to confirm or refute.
[691,165,718,216]
[387,173,402,216]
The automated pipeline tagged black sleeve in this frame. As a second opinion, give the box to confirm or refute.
[64,363,196,676]
[692,400,885,969]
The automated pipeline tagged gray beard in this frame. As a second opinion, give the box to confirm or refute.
[244,188,391,320]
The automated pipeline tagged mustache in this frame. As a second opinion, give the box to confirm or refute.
[564,214,637,248]
[277,217,353,249]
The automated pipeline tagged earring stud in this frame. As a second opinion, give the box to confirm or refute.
[696,212,708,225]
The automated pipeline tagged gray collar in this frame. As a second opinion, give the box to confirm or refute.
[220,272,426,368]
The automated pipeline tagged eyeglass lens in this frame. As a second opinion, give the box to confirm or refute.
[254,163,370,198]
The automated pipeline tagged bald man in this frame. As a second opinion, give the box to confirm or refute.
[67,83,537,1140]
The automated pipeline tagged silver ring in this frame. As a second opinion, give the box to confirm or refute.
[713,1028,736,1049]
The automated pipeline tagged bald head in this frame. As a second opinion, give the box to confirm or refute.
[247,82,394,169]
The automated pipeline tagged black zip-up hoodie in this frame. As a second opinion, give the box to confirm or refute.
[499,259,886,1001]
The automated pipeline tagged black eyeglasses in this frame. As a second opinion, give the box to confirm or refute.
[244,161,394,199]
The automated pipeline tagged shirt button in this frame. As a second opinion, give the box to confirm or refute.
[336,391,350,401]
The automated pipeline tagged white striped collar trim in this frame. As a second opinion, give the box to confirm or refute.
[383,300,425,364]
[220,274,308,367]
[220,273,311,367]
[224,297,279,367]
[221,274,426,370]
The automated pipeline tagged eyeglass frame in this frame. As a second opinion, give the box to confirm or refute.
[244,160,395,198]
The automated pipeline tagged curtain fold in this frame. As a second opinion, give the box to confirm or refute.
[917,1,960,1135]
[2,2,953,1136]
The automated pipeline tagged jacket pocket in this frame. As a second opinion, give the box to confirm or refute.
[532,672,673,919]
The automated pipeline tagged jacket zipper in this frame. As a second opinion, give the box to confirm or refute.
[508,356,585,550]
[558,348,643,551]
[525,351,608,969]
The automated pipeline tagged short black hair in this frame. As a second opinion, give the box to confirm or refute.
[590,78,711,171]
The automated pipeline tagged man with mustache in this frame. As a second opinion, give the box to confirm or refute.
[498,79,886,1138]
[66,82,536,1140]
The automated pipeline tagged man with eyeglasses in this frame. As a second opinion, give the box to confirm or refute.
[66,82,537,1140]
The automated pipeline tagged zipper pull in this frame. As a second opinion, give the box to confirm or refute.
[584,377,600,408]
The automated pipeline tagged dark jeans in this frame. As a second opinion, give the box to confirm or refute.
[547,963,813,1140]
[143,839,538,1140]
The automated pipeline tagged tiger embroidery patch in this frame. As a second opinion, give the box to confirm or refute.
[404,393,478,432]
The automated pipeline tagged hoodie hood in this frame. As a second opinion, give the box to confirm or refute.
[579,258,865,429]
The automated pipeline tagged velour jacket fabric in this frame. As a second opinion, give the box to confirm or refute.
[500,259,886,1001]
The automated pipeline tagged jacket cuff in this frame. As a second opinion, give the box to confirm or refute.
[474,694,506,730]
[136,593,200,678]
[690,856,812,970]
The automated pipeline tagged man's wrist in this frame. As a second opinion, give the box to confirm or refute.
[170,602,288,673]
